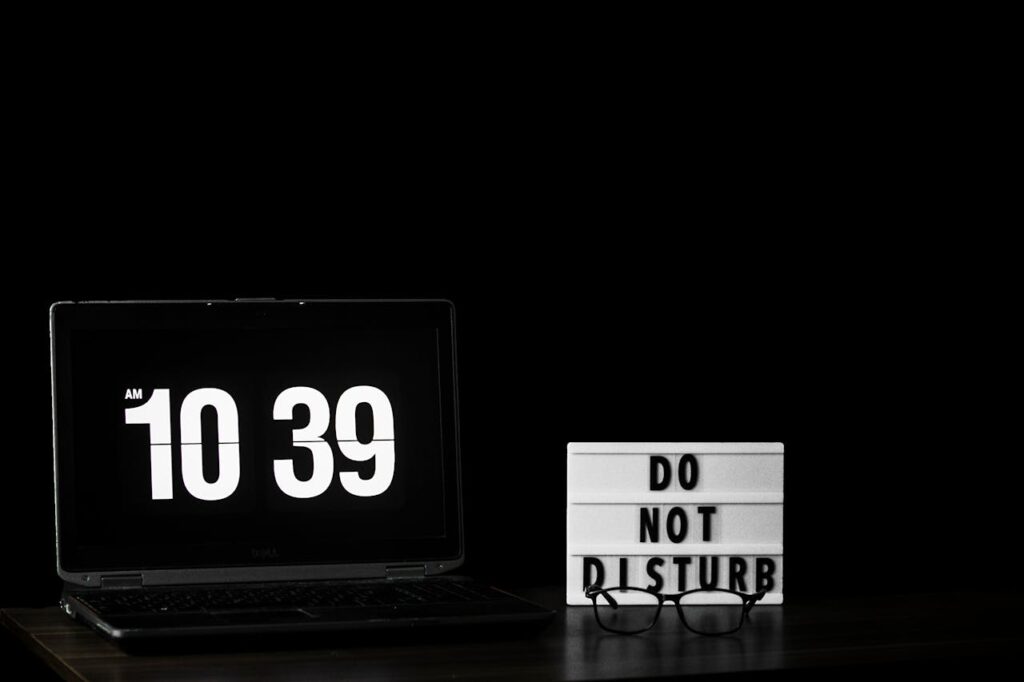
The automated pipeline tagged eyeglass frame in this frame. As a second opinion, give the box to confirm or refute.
[584,584,767,636]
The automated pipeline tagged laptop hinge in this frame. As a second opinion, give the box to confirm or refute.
[385,565,427,579]
[100,574,143,589]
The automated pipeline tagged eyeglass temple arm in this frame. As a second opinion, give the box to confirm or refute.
[584,585,620,608]
[743,590,767,612]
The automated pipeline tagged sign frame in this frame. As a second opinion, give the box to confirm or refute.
[567,442,784,605]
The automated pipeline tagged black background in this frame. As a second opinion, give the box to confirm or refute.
[2,23,1017,679]
[3,46,1018,677]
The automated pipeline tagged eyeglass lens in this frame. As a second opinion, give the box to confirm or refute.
[678,591,745,635]
[591,588,661,634]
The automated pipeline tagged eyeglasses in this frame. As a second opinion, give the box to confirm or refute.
[584,585,766,636]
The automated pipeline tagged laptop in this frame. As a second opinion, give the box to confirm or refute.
[49,299,553,641]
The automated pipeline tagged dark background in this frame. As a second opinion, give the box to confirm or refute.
[2,44,1016,675]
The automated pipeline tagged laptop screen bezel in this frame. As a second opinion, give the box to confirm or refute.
[51,299,464,586]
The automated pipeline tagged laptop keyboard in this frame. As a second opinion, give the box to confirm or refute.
[75,579,512,616]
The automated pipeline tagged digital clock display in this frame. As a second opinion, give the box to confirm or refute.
[52,302,459,573]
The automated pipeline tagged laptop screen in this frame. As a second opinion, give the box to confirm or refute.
[51,301,462,579]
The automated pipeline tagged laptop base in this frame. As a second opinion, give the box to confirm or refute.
[62,576,554,643]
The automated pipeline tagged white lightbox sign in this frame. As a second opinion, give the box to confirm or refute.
[567,443,784,605]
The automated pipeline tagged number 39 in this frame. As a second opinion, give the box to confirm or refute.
[125,386,395,501]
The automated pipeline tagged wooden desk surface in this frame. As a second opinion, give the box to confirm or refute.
[4,588,1023,681]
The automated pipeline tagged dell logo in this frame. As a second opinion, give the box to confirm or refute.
[251,547,279,559]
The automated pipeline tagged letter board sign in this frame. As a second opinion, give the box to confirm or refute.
[567,442,783,605]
